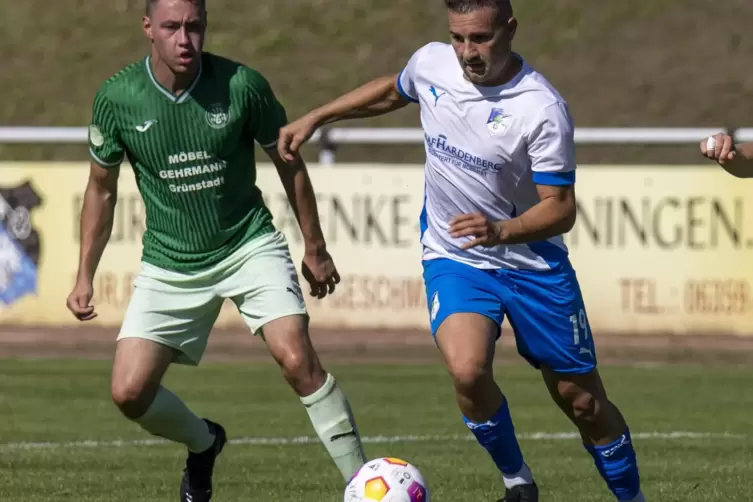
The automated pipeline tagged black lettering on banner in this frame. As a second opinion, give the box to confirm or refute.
[575,197,607,246]
[711,200,742,248]
[568,196,747,250]
[329,274,426,310]
[619,277,753,317]
[684,279,752,315]
[266,192,416,248]
[653,198,681,248]
[619,198,648,246]
[619,278,664,314]
[332,196,358,242]
[686,197,704,250]
[364,196,387,245]
[392,195,410,247]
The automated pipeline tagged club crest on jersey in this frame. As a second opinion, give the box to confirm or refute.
[486,108,511,137]
[88,125,105,147]
[205,103,230,129]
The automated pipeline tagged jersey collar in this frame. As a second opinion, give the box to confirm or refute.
[145,55,203,104]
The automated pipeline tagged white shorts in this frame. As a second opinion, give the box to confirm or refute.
[117,231,307,365]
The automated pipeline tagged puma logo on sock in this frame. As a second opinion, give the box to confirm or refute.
[601,435,630,458]
[330,429,357,441]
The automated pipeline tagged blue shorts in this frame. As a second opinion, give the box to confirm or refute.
[422,258,597,374]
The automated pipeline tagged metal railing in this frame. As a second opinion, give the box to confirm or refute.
[2,126,751,165]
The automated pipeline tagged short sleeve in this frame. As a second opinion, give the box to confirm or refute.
[88,87,125,168]
[396,44,434,104]
[245,70,288,149]
[527,102,577,186]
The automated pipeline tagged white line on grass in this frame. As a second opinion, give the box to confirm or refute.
[0,431,743,450]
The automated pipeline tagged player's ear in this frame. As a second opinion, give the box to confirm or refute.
[142,15,153,40]
[507,17,517,41]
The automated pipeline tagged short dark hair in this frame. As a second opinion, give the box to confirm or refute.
[146,0,205,16]
[444,0,512,14]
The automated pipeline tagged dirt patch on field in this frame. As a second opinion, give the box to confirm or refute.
[1,324,753,367]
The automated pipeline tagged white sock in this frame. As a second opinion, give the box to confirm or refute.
[300,373,366,481]
[134,386,215,453]
[503,463,535,489]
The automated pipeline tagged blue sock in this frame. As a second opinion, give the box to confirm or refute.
[586,428,643,501]
[463,399,529,481]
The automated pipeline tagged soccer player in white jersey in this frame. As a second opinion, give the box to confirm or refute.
[700,133,753,177]
[279,1,645,501]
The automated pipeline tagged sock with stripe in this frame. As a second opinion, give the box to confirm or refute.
[301,373,367,482]
[463,398,534,489]
[585,428,644,501]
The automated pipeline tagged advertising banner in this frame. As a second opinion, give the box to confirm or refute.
[1,163,751,336]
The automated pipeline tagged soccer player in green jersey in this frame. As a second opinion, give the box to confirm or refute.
[65,0,367,500]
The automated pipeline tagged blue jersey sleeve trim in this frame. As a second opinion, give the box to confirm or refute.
[396,70,419,104]
[532,170,575,186]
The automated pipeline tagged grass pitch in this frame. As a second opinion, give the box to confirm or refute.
[1,359,751,501]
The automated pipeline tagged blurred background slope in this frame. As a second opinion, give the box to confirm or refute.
[2,0,752,162]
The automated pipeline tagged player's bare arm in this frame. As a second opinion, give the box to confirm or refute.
[66,161,120,320]
[278,73,408,161]
[701,133,753,178]
[265,146,340,299]
[450,184,576,249]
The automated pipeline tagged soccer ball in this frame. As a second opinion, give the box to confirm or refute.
[344,457,429,502]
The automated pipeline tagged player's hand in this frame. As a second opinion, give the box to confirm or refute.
[66,280,97,321]
[278,114,320,163]
[449,213,503,249]
[701,133,736,164]
[301,249,341,300]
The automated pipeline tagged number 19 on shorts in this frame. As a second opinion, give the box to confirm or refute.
[569,309,589,346]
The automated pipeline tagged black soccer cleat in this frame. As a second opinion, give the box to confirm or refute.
[497,482,539,502]
[180,419,227,502]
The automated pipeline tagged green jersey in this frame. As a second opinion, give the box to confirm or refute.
[88,52,286,272]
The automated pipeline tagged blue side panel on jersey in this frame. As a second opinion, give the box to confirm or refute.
[419,190,428,240]
[396,70,420,104]
[528,241,569,269]
[532,170,575,186]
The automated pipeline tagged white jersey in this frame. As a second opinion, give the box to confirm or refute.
[398,42,577,271]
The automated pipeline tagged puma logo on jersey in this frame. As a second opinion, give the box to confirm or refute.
[135,120,156,132]
[429,85,446,106]
[330,429,357,441]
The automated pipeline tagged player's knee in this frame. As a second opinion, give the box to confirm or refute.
[556,380,601,424]
[110,378,155,419]
[280,347,325,396]
[280,350,306,380]
[447,358,490,397]
[571,391,601,424]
